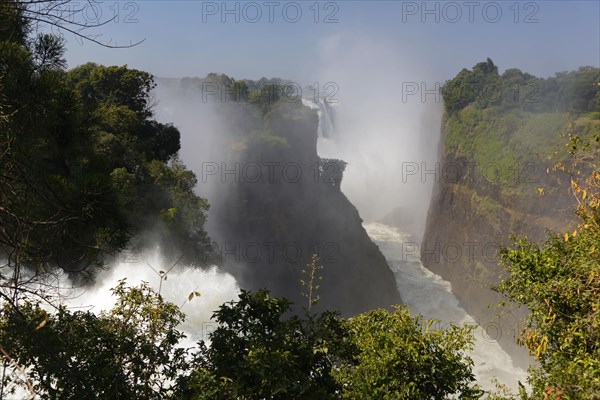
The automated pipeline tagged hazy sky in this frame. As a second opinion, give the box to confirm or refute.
[57,1,599,82]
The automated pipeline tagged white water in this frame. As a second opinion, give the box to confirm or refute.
[1,251,239,399]
[301,98,337,139]
[44,250,240,346]
[365,222,528,394]
[44,227,526,394]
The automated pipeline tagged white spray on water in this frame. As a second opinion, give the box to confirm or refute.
[45,250,239,346]
[365,223,529,394]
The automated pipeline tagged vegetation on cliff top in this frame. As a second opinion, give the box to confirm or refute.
[442,58,599,114]
[440,59,599,217]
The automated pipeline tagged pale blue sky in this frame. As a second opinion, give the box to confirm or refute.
[59,1,600,83]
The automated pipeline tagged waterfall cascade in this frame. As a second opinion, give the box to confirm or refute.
[302,98,337,139]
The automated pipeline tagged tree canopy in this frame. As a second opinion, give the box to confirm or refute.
[0,7,211,286]
[442,59,599,113]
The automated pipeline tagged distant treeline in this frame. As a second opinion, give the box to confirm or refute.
[442,58,599,113]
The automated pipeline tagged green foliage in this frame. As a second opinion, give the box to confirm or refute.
[0,21,211,273]
[180,289,351,399]
[495,137,600,399]
[441,84,598,213]
[69,63,156,118]
[0,0,29,45]
[442,59,599,114]
[333,307,482,400]
[66,64,207,260]
[0,35,130,272]
[32,33,66,70]
[141,158,211,260]
[0,281,188,399]
[178,289,482,400]
[442,58,500,113]
[0,284,482,399]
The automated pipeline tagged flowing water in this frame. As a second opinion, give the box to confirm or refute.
[51,250,240,346]
[301,98,337,139]
[365,222,529,394]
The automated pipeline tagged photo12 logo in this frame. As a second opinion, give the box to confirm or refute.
[27,1,143,47]
[400,161,541,185]
[402,241,501,264]
[201,1,340,23]
[401,81,540,104]
[401,1,540,24]
[30,1,141,25]
[201,81,339,104]
[204,241,340,264]
[201,160,346,186]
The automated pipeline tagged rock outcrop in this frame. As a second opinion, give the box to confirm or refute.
[206,99,402,315]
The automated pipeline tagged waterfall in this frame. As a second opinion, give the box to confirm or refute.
[302,98,337,139]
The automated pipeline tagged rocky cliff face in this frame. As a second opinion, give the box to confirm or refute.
[421,61,599,366]
[205,100,402,315]
[422,110,598,367]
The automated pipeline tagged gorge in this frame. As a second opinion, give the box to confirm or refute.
[1,1,598,396]
[148,61,598,391]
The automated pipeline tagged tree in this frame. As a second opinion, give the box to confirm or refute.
[178,289,483,400]
[1,7,211,305]
[0,0,144,48]
[0,0,29,45]
[31,33,66,70]
[0,26,130,279]
[441,59,499,113]
[333,307,482,400]
[179,289,352,399]
[495,133,600,399]
[0,280,188,399]
[69,64,156,118]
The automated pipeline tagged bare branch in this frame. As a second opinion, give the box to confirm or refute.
[3,0,146,48]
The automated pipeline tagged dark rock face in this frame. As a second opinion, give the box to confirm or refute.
[209,101,402,316]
